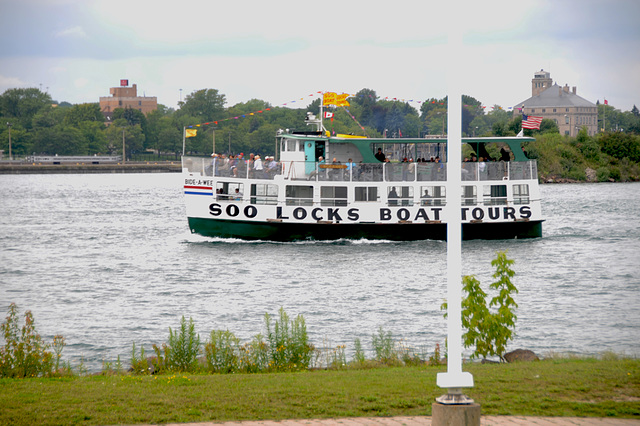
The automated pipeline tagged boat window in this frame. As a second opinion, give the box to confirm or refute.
[513,184,530,204]
[483,184,507,205]
[286,139,298,152]
[387,186,413,206]
[216,182,244,201]
[250,183,278,205]
[462,186,477,206]
[285,185,313,206]
[321,186,347,207]
[355,187,378,202]
[420,186,446,206]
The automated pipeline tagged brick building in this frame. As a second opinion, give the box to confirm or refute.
[514,70,598,137]
[100,80,157,123]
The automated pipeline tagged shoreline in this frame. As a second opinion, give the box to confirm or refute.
[0,161,181,174]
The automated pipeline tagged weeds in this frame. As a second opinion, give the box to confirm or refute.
[0,303,61,378]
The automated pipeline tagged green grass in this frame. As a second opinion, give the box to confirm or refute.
[1,358,639,425]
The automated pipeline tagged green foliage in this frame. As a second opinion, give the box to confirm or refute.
[353,338,366,365]
[130,342,151,375]
[0,303,59,378]
[204,330,240,373]
[165,316,201,372]
[264,307,314,371]
[442,251,518,361]
[371,326,397,364]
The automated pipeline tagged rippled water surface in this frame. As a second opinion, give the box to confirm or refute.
[1,173,639,371]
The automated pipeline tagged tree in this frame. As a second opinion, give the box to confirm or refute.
[178,89,226,122]
[64,103,104,127]
[442,251,518,361]
[0,88,53,129]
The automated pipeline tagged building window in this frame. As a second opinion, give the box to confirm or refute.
[553,108,557,112]
[531,109,535,113]
[565,116,569,124]
[566,108,569,112]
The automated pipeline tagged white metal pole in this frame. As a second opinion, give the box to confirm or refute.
[436,12,474,402]
[182,126,186,156]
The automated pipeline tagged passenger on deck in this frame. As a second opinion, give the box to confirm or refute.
[388,187,399,206]
[254,155,264,178]
[421,189,432,206]
[500,147,511,162]
[234,188,243,200]
[375,148,386,162]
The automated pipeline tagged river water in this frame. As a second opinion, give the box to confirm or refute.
[1,173,639,372]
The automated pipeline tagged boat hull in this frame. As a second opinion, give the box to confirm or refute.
[187,217,542,241]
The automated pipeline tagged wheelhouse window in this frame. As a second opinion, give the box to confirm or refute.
[321,186,347,206]
[285,185,313,206]
[216,182,244,201]
[387,186,413,206]
[420,186,446,206]
[513,184,530,204]
[250,183,278,205]
[483,184,507,205]
[462,185,477,206]
[355,186,378,202]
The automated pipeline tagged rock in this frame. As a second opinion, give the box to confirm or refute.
[504,349,539,363]
[585,167,597,182]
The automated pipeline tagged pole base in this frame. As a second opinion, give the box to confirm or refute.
[432,402,481,426]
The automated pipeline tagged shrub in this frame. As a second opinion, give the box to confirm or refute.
[166,316,201,372]
[442,251,518,361]
[596,167,611,182]
[0,303,59,378]
[264,307,314,371]
[371,326,396,364]
[205,330,239,373]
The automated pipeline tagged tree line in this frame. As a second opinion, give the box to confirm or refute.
[1,87,639,163]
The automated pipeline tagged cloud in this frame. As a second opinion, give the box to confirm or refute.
[0,74,25,88]
[55,26,87,38]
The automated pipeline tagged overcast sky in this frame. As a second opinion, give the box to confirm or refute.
[1,0,639,113]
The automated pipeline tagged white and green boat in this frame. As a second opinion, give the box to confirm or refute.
[182,113,543,241]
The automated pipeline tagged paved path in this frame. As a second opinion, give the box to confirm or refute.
[160,416,640,426]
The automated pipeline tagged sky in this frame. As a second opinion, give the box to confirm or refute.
[1,0,639,113]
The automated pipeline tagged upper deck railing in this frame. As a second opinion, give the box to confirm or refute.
[182,157,538,182]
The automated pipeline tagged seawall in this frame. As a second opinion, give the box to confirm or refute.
[0,162,181,174]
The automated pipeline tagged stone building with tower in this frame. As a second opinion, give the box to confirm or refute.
[514,70,598,137]
[99,79,157,123]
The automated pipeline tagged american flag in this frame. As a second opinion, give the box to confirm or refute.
[522,114,543,130]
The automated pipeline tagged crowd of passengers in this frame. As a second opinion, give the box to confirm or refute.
[209,145,522,180]
[210,152,280,179]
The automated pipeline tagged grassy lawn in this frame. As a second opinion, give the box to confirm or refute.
[1,358,639,425]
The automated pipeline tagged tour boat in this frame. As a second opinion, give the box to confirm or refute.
[182,113,543,241]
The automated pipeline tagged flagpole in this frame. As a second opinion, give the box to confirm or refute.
[182,126,186,156]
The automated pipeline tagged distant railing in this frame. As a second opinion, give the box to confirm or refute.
[182,157,537,182]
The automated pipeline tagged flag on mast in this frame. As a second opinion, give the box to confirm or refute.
[522,114,543,130]
[185,129,198,138]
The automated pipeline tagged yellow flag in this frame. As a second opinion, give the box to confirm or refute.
[185,129,197,138]
[323,92,337,106]
[336,93,350,107]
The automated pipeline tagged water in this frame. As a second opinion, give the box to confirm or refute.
[1,173,639,372]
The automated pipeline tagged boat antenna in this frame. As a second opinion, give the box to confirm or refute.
[305,111,324,133]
